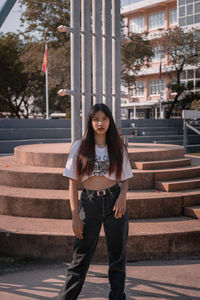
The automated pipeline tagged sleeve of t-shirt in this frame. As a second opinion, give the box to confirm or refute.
[120,148,133,181]
[63,139,81,180]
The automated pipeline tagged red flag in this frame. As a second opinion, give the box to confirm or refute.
[159,61,162,80]
[42,45,48,73]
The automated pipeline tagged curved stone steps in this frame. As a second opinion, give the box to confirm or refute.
[1,143,200,261]
[1,185,200,220]
[184,206,200,219]
[13,143,185,168]
[134,158,191,170]
[156,177,200,192]
[0,215,200,261]
[153,165,200,181]
[0,156,65,190]
[0,186,182,219]
[1,156,200,190]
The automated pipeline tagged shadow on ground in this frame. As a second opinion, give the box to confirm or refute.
[0,259,200,299]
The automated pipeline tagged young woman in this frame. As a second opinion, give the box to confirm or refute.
[57,103,133,300]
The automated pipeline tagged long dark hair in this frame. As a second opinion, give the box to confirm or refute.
[76,103,125,180]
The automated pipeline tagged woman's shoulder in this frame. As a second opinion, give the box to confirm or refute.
[71,138,82,151]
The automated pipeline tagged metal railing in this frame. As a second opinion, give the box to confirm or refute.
[183,120,200,154]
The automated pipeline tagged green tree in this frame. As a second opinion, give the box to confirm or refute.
[19,0,70,44]
[121,32,154,87]
[15,0,71,117]
[160,26,200,118]
[0,33,32,118]
[0,0,75,119]
[19,40,71,117]
[190,98,200,111]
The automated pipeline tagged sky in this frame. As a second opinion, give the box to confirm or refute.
[0,0,24,34]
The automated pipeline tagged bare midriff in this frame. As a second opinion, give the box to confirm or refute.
[82,176,117,190]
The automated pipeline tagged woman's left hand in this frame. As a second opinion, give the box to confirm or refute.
[113,192,126,219]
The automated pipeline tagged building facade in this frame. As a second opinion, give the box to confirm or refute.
[121,0,200,119]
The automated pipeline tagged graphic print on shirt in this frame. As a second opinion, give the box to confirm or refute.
[93,155,109,176]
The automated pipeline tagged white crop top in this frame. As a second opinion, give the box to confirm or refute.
[63,139,133,183]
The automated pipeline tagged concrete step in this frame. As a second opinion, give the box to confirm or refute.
[153,165,200,181]
[134,158,191,170]
[0,119,71,128]
[0,215,199,261]
[184,206,200,219]
[0,128,71,140]
[0,185,187,219]
[127,135,184,143]
[129,120,183,127]
[1,184,200,220]
[187,144,200,153]
[0,156,66,190]
[14,143,185,168]
[14,143,70,168]
[137,131,182,137]
[1,157,200,191]
[0,138,70,154]
[152,140,183,145]
[155,177,200,192]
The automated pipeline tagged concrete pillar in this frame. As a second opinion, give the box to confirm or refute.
[112,0,121,129]
[102,0,112,109]
[81,0,91,135]
[92,0,102,104]
[71,0,81,142]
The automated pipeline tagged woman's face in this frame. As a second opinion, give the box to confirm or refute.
[91,110,110,136]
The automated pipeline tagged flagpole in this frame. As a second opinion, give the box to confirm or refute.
[159,57,162,120]
[45,44,49,120]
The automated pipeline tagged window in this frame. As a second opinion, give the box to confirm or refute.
[121,17,127,35]
[179,0,200,27]
[149,12,165,30]
[170,8,177,25]
[152,47,165,62]
[195,2,200,13]
[195,13,200,23]
[187,4,193,14]
[195,68,200,78]
[129,17,145,33]
[179,17,186,26]
[188,69,194,79]
[150,80,165,95]
[179,6,186,17]
[130,81,145,96]
[180,71,186,79]
[187,15,193,24]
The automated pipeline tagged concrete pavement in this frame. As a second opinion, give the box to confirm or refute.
[0,259,200,299]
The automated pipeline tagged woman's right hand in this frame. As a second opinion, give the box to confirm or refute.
[72,213,83,239]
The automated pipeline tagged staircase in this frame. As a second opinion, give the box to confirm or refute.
[1,118,200,155]
[0,142,200,262]
[0,119,71,155]
[122,119,200,153]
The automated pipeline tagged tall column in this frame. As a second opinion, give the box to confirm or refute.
[81,0,91,135]
[92,0,102,104]
[102,0,112,109]
[112,0,121,129]
[71,0,81,142]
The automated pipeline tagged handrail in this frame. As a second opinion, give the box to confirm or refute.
[186,123,200,135]
[183,120,200,154]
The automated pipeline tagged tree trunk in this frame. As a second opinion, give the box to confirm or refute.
[166,93,180,119]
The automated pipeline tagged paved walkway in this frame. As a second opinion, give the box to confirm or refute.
[0,259,200,299]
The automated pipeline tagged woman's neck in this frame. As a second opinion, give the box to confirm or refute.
[94,135,106,148]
